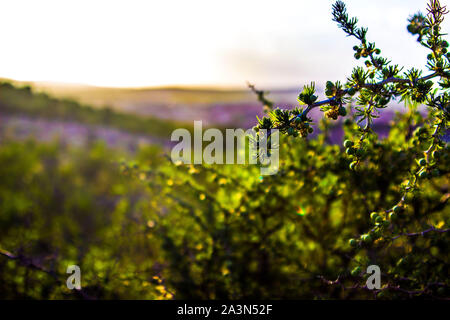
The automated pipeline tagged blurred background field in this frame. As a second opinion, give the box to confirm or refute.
[1,79,399,143]
[1,78,447,299]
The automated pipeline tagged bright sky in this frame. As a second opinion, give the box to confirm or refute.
[0,0,448,88]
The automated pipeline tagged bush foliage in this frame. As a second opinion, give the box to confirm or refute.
[139,0,450,299]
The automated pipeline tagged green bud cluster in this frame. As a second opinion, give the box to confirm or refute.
[298,82,318,105]
[352,44,380,60]
[323,105,347,120]
[342,139,365,168]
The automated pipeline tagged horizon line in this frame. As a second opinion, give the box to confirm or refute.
[0,76,312,93]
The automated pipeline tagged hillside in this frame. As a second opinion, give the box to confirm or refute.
[0,81,191,140]
[0,79,299,127]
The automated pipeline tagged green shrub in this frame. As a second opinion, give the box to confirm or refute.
[138,0,449,299]
[0,140,167,299]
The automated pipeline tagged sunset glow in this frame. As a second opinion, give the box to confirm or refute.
[0,0,447,88]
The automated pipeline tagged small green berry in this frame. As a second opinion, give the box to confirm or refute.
[349,161,358,170]
[326,81,334,89]
[253,126,259,132]
[419,170,428,179]
[343,140,354,148]
[349,239,357,247]
[418,158,427,166]
[418,127,427,135]
[370,212,378,221]
[347,87,356,96]
[338,106,347,116]
[393,205,402,214]
[346,147,356,155]
[362,234,372,244]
